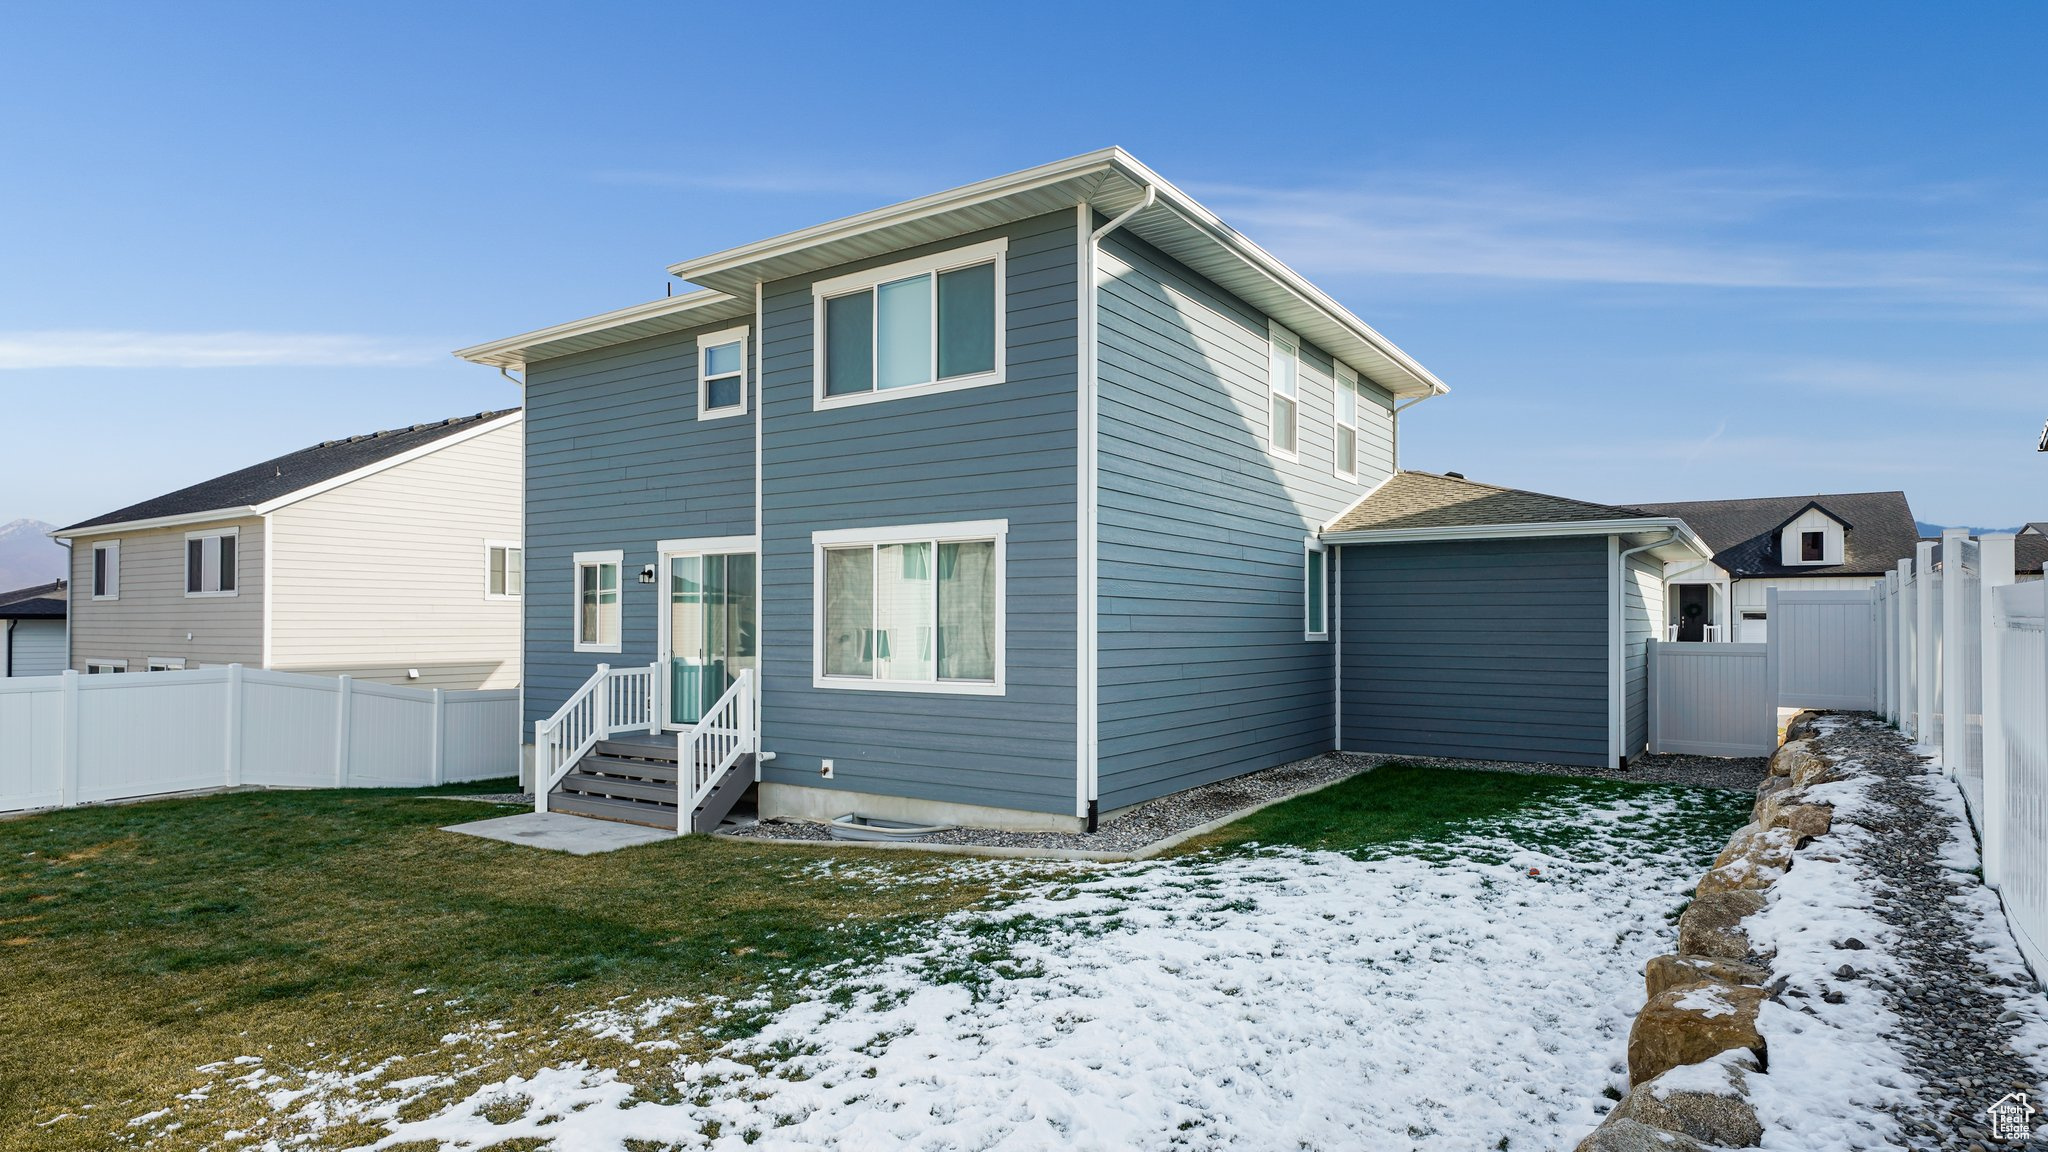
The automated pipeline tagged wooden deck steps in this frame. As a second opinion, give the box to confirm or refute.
[546,736,755,833]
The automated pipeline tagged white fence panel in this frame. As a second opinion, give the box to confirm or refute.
[1647,640,1776,757]
[0,680,65,811]
[441,691,520,782]
[240,671,343,788]
[1994,581,2048,975]
[344,680,436,787]
[73,669,229,803]
[1770,588,1880,710]
[1959,557,1986,819]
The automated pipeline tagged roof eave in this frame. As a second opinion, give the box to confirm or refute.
[453,290,749,372]
[53,506,258,541]
[1324,517,1711,561]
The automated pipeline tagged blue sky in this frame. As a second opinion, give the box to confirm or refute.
[4,2,2044,528]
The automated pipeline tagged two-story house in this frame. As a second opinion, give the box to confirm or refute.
[464,149,1703,833]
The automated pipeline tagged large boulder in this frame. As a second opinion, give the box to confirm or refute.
[1611,1056,1765,1147]
[1751,774,1795,822]
[1767,739,1827,780]
[1677,889,1767,960]
[1644,954,1770,999]
[1574,1116,1712,1152]
[1783,711,1822,743]
[1697,824,1795,896]
[1626,982,1769,1085]
[1760,796,1833,843]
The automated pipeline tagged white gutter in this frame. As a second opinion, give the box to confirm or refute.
[1076,185,1156,830]
[1324,517,1710,558]
[1389,391,1437,470]
[1612,529,1679,767]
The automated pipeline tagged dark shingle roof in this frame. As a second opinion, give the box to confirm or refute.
[1632,491,1918,578]
[1328,471,1659,533]
[2017,530,2048,577]
[58,410,520,535]
[0,580,66,619]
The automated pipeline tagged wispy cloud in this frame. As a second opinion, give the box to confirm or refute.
[1756,357,2048,408]
[0,330,441,370]
[1193,169,2048,311]
[590,167,917,198]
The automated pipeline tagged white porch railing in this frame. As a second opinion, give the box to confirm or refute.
[533,662,659,813]
[1665,624,1723,642]
[678,669,755,834]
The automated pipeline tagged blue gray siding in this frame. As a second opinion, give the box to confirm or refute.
[757,211,1080,816]
[522,325,757,731]
[1339,536,1610,768]
[1622,549,1663,760]
[1093,231,1395,811]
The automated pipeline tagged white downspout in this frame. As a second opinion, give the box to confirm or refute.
[1389,391,1439,470]
[1613,530,1678,767]
[1077,185,1155,830]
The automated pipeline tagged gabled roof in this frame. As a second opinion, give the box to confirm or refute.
[1632,491,1919,578]
[459,148,1449,399]
[454,290,754,372]
[1323,471,1709,560]
[56,409,522,537]
[0,580,66,619]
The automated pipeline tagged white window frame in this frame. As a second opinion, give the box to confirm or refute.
[695,325,750,421]
[1304,537,1330,641]
[1333,363,1360,482]
[86,660,127,674]
[571,549,624,654]
[811,237,1009,411]
[484,540,524,601]
[146,657,186,672]
[1268,321,1301,462]
[811,519,1007,695]
[91,540,120,600]
[183,527,240,598]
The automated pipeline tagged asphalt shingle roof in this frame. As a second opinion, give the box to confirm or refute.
[58,410,519,535]
[1632,491,1918,578]
[2016,527,2047,577]
[1327,471,1659,533]
[0,580,66,619]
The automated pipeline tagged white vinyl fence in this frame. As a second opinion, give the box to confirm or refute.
[1878,530,2048,977]
[1646,641,1776,757]
[0,665,519,814]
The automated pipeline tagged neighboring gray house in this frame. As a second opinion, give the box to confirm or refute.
[2016,523,2047,580]
[1633,491,1920,642]
[52,410,525,688]
[0,581,67,678]
[460,149,1708,833]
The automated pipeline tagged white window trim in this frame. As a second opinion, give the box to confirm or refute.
[1304,537,1330,641]
[571,549,624,654]
[86,660,127,674]
[811,519,1007,696]
[1332,362,1359,483]
[146,657,186,672]
[695,325,751,421]
[1268,320,1301,462]
[811,236,1009,412]
[484,540,523,601]
[183,526,240,598]
[91,540,120,600]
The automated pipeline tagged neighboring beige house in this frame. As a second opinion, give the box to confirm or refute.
[53,410,523,688]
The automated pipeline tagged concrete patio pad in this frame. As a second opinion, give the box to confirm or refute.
[443,811,672,855]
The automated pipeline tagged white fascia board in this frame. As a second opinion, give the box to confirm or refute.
[51,506,257,542]
[250,411,524,515]
[1324,517,1712,560]
[453,290,744,370]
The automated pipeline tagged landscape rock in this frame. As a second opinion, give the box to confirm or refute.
[1627,983,1769,1084]
[1611,1057,1765,1147]
[1751,774,1795,822]
[1644,954,1770,999]
[1574,1116,1712,1152]
[1677,889,1767,961]
[1697,825,1795,895]
[1762,799,1833,844]
[1783,711,1821,743]
[1768,740,1832,783]
[1789,752,1843,790]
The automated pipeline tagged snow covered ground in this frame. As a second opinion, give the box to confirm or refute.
[198,785,1743,1152]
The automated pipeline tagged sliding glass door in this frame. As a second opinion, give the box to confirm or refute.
[663,551,757,727]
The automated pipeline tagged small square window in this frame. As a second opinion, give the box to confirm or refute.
[487,543,523,599]
[185,530,238,596]
[1801,530,1825,562]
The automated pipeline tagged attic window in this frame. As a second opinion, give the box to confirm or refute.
[1801,530,1825,562]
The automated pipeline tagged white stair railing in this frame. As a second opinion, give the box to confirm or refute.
[677,669,755,834]
[533,662,659,813]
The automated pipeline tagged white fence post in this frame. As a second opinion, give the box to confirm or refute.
[59,669,80,807]
[1896,558,1913,733]
[1942,529,1970,775]
[334,675,354,787]
[1981,535,2017,887]
[224,663,244,789]
[1647,639,1661,754]
[430,687,447,787]
[648,661,662,736]
[1916,540,1939,751]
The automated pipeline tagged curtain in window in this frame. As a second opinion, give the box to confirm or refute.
[875,542,934,680]
[937,540,995,680]
[824,547,875,677]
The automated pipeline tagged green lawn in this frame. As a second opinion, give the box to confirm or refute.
[0,766,1748,1151]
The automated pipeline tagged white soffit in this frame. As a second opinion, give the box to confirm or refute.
[455,290,754,372]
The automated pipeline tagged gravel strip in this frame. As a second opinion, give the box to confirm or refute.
[1810,715,2048,1151]
[722,747,1760,855]
[431,792,532,806]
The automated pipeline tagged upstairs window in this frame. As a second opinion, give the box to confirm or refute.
[814,238,1006,408]
[486,542,523,599]
[1268,322,1300,460]
[91,541,120,599]
[185,530,237,596]
[1801,530,1825,562]
[1334,363,1361,481]
[573,551,622,653]
[697,326,749,419]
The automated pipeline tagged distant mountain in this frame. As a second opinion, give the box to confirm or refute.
[0,520,66,592]
[1916,520,2026,538]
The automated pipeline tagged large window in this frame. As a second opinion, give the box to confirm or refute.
[91,541,120,600]
[813,520,1006,694]
[1334,363,1360,481]
[813,238,1006,408]
[572,550,622,653]
[1304,539,1329,640]
[1268,322,1300,460]
[697,326,749,419]
[185,529,238,597]
[486,542,523,599]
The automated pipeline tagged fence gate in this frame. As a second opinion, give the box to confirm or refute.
[1768,587,1881,711]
